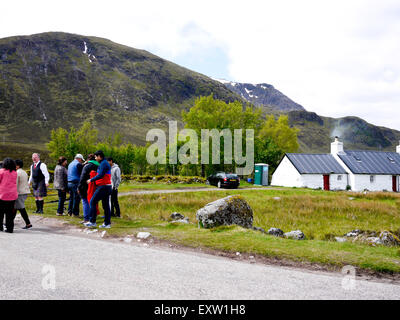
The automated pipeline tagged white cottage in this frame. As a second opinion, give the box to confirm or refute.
[271,138,400,192]
[271,153,348,190]
[331,138,400,192]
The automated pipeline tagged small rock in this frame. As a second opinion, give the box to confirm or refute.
[86,229,98,234]
[137,232,151,239]
[268,228,284,237]
[170,212,185,220]
[366,237,383,245]
[335,237,347,243]
[171,218,189,224]
[345,229,362,237]
[273,197,281,200]
[379,231,400,246]
[252,226,266,233]
[284,230,306,240]
[100,231,107,238]
[143,243,149,247]
[236,252,241,256]
[249,256,255,259]
[348,197,355,200]
[123,237,133,243]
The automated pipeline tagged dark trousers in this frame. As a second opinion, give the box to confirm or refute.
[110,188,120,217]
[0,200,16,233]
[89,185,112,225]
[17,208,31,226]
[68,182,80,216]
[57,190,67,214]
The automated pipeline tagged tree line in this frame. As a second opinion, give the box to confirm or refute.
[47,95,299,177]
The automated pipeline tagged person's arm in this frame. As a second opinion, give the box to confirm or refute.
[28,165,33,184]
[40,163,50,185]
[90,161,107,183]
[115,167,121,189]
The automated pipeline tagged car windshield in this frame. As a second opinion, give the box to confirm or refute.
[226,174,238,179]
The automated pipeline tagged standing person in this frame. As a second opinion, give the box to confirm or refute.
[67,154,84,217]
[0,158,18,233]
[78,154,99,224]
[28,153,50,214]
[54,156,68,216]
[107,157,121,218]
[84,150,112,228]
[15,159,32,229]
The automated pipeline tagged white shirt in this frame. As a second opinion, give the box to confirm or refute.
[28,161,50,185]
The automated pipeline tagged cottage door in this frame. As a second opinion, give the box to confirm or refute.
[323,175,330,191]
[393,176,398,192]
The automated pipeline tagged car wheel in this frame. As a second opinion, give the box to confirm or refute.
[217,181,221,188]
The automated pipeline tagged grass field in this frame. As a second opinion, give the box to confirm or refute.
[22,183,400,273]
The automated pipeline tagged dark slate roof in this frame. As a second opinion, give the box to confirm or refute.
[338,151,400,174]
[286,153,347,174]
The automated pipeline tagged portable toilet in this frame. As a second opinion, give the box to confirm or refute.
[254,163,269,186]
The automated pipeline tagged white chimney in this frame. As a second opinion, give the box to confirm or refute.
[331,136,344,155]
[397,140,400,154]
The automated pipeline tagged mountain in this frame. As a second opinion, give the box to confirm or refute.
[1,32,399,164]
[0,32,238,153]
[214,79,305,112]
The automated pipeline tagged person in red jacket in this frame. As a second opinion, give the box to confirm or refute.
[84,150,112,229]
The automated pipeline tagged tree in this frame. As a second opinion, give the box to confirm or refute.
[258,115,299,153]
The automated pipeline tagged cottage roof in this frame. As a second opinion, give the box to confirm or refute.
[286,153,347,174]
[338,151,400,175]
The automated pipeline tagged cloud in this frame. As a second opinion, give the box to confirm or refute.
[1,0,400,130]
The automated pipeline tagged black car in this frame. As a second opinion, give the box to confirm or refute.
[206,172,240,188]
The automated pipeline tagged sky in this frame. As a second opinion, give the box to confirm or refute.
[1,0,400,130]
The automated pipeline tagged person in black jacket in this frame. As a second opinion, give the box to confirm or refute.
[78,154,99,223]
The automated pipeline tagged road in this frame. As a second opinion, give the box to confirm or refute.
[1,218,399,300]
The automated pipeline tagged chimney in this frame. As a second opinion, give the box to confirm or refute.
[397,140,400,154]
[331,136,344,155]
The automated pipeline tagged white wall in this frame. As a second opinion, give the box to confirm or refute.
[271,156,348,190]
[271,156,302,187]
[352,174,395,192]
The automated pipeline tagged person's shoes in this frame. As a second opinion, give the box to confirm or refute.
[22,224,32,229]
[68,212,72,217]
[99,224,111,229]
[56,213,63,216]
[73,214,80,218]
[84,222,96,228]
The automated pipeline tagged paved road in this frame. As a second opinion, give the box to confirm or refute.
[1,222,399,300]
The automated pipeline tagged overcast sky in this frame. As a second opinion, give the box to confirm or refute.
[2,0,400,130]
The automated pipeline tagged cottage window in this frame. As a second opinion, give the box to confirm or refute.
[337,175,342,181]
[370,175,375,183]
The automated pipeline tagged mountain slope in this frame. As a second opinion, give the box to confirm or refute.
[0,32,239,148]
[215,79,305,112]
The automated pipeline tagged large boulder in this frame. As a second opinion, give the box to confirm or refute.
[268,228,284,237]
[379,231,400,246]
[196,195,253,229]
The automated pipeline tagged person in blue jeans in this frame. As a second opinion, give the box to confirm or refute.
[67,154,84,217]
[84,150,112,228]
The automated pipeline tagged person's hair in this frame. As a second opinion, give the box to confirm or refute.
[87,154,95,161]
[106,157,113,162]
[94,150,105,159]
[0,161,3,169]
[32,153,40,159]
[58,156,67,165]
[2,158,16,172]
[15,159,23,168]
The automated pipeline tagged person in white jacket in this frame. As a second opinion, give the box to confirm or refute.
[15,159,32,229]
[28,153,50,214]
[107,157,121,217]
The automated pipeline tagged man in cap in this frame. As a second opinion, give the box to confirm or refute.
[67,154,84,217]
[28,153,50,214]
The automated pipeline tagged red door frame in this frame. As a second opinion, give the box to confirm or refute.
[393,176,398,192]
[323,175,330,191]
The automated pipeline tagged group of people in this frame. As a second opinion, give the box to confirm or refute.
[0,150,121,233]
